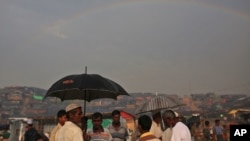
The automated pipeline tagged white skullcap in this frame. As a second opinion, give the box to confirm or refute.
[27,119,33,124]
[65,103,81,112]
[192,113,200,117]
[174,112,179,117]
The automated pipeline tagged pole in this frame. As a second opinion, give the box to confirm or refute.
[83,67,87,116]
[84,90,86,116]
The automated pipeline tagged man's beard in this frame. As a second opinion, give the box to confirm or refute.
[113,121,120,126]
[93,125,104,132]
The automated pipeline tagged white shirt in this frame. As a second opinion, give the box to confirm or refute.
[50,123,62,141]
[55,121,83,141]
[162,128,172,141]
[149,121,163,138]
[171,122,191,141]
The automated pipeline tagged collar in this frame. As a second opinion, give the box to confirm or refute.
[65,121,80,127]
[112,122,121,127]
[152,121,160,127]
[93,126,104,133]
[57,123,63,127]
[140,132,154,138]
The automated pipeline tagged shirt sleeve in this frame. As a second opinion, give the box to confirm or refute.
[171,129,181,141]
[104,128,113,141]
[50,125,59,141]
[171,123,191,141]
[72,128,84,141]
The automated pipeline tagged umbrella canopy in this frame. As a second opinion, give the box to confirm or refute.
[120,110,135,120]
[44,73,129,101]
[43,73,129,115]
[135,95,185,114]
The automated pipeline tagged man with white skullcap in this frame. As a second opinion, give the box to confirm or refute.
[162,110,175,141]
[55,103,83,141]
[149,111,163,139]
[170,112,191,141]
[24,118,40,141]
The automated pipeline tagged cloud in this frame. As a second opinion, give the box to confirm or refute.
[0,0,250,95]
[45,23,68,39]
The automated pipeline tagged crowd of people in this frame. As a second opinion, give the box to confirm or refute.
[18,103,230,141]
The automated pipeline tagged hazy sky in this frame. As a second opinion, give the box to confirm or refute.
[1,0,250,95]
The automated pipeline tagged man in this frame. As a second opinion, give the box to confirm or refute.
[213,119,223,141]
[149,111,163,139]
[137,115,160,141]
[81,116,89,141]
[55,103,83,141]
[87,112,112,141]
[171,112,192,141]
[203,120,213,141]
[50,109,67,141]
[24,119,40,141]
[162,110,175,141]
[107,110,128,141]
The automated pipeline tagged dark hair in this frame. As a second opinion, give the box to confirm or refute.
[205,120,210,126]
[111,110,120,116]
[57,109,66,118]
[163,110,176,119]
[92,112,103,119]
[215,119,220,123]
[138,115,152,131]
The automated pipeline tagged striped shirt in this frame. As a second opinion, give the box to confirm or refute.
[107,124,128,141]
[87,128,112,141]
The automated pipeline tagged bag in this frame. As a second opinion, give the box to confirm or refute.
[203,128,212,140]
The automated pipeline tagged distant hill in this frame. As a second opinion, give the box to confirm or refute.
[1,86,249,123]
[0,86,55,118]
[0,86,157,121]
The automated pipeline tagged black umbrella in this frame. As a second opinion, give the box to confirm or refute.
[43,70,129,115]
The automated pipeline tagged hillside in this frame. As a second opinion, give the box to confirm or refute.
[0,86,163,121]
[0,86,249,123]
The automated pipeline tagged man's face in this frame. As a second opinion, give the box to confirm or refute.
[71,108,83,124]
[216,121,220,125]
[59,115,67,126]
[113,114,120,124]
[138,124,143,134]
[153,112,162,123]
[163,117,172,127]
[92,117,102,129]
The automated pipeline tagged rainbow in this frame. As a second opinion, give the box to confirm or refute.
[27,0,250,44]
[50,0,250,26]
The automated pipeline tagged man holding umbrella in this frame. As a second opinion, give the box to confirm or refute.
[170,112,191,141]
[55,103,83,141]
[150,111,163,139]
